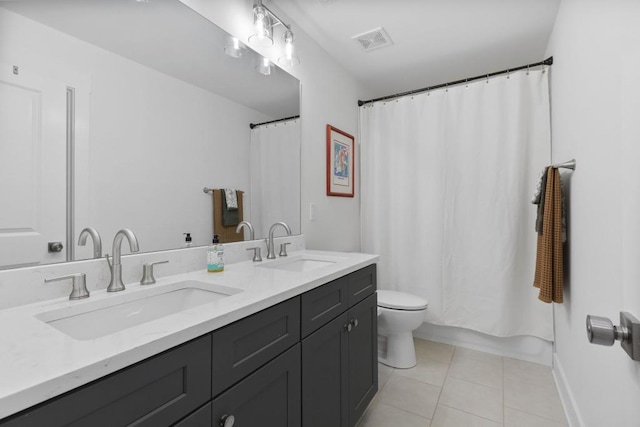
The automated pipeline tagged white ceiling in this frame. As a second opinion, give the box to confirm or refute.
[2,0,561,110]
[275,0,561,100]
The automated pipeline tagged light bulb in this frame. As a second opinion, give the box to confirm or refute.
[285,41,293,61]
[284,30,294,59]
[256,12,265,38]
[257,56,272,75]
[224,35,246,58]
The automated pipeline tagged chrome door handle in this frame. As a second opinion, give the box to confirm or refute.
[586,312,640,361]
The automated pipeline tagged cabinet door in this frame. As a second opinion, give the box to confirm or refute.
[302,312,349,427]
[1,335,211,427]
[348,293,378,427]
[211,344,301,427]
[173,403,211,427]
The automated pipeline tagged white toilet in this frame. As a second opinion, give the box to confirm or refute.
[377,290,428,369]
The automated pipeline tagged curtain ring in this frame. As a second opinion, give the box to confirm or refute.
[486,74,489,84]
[445,83,448,93]
[465,78,468,88]
[507,69,510,79]
[527,64,530,76]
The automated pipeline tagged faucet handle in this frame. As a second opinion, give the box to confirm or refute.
[246,247,262,262]
[45,273,89,300]
[140,260,169,285]
[279,243,291,257]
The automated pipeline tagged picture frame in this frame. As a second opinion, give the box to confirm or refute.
[326,125,355,197]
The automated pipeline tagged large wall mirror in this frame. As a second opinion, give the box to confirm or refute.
[0,0,301,269]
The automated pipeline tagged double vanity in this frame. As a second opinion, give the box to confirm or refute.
[0,249,378,426]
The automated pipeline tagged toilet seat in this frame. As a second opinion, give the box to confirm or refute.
[377,290,428,311]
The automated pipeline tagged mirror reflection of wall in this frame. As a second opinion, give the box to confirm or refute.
[0,0,300,270]
[250,118,301,239]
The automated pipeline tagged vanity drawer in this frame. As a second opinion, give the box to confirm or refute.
[211,297,300,397]
[301,276,350,338]
[347,264,377,307]
[1,334,211,427]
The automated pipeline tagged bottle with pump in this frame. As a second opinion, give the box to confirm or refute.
[183,233,193,248]
[207,235,224,272]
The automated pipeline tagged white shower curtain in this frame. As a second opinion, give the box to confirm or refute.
[250,119,301,239]
[360,69,553,340]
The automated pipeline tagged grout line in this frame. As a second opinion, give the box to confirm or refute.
[437,402,504,425]
[432,344,454,415]
[502,355,506,426]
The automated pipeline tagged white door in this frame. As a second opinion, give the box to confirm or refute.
[0,63,67,269]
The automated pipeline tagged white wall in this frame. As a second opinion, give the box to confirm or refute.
[0,8,271,257]
[181,0,372,252]
[546,1,640,425]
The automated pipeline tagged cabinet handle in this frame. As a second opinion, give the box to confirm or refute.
[220,414,235,427]
[351,318,359,328]
[344,322,352,332]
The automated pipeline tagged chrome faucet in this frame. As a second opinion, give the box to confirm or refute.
[236,221,255,240]
[266,222,291,259]
[106,229,140,292]
[237,221,262,262]
[78,227,102,258]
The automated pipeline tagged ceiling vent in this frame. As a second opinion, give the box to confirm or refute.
[352,27,393,52]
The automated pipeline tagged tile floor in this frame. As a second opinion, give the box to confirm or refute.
[357,338,568,427]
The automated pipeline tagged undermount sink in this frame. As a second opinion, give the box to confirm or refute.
[259,254,345,273]
[35,280,242,340]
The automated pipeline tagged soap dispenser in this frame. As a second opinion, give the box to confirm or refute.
[207,235,224,272]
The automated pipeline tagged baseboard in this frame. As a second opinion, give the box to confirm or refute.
[413,322,553,366]
[553,353,584,427]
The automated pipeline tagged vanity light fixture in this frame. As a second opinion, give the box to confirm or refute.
[249,0,300,67]
[224,35,247,58]
[257,56,272,75]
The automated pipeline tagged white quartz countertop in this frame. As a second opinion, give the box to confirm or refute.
[0,250,378,420]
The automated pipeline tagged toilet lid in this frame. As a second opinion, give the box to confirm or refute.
[377,290,428,311]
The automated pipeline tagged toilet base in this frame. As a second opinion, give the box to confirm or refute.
[377,331,417,369]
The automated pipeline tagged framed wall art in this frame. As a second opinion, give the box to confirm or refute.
[326,125,355,197]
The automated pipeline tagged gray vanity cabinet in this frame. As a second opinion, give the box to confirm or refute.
[0,264,377,427]
[0,334,212,427]
[301,265,378,427]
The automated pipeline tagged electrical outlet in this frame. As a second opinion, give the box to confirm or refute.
[309,203,317,221]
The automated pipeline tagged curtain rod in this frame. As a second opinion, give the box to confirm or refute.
[249,115,300,129]
[357,56,553,107]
